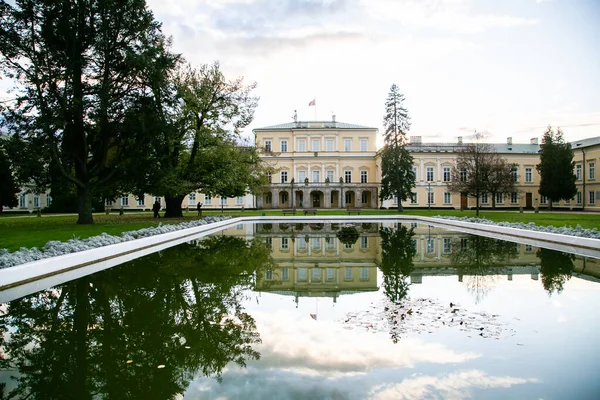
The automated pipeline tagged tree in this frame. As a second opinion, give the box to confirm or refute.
[536,126,577,209]
[378,84,415,212]
[447,132,496,216]
[0,0,176,224]
[378,224,416,303]
[487,156,518,209]
[0,146,19,212]
[537,248,574,296]
[132,63,264,218]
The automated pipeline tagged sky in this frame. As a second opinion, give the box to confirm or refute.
[145,0,600,145]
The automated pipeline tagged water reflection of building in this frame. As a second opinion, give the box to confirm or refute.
[215,222,600,302]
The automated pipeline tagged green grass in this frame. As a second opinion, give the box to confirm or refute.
[0,209,598,252]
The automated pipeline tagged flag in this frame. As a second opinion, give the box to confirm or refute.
[308,99,316,107]
[310,313,317,320]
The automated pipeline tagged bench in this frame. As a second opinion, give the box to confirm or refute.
[303,208,318,215]
[282,209,296,215]
[346,208,361,215]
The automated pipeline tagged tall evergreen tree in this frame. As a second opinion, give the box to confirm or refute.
[536,126,577,209]
[378,84,415,212]
[0,0,176,224]
[0,147,19,212]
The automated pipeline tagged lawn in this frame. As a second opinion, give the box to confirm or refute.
[0,209,598,252]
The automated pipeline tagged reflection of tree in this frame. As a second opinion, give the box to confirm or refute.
[537,248,574,296]
[378,225,416,302]
[451,236,519,303]
[336,226,360,246]
[0,236,273,399]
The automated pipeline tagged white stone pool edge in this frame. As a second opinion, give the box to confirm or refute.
[1,215,598,303]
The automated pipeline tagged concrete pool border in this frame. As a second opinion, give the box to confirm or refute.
[1,215,598,302]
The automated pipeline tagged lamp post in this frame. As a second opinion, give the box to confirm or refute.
[291,178,295,209]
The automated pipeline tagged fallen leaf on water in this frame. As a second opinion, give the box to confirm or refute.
[157,365,166,369]
[126,360,133,364]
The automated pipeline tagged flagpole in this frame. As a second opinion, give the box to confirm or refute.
[314,98,317,120]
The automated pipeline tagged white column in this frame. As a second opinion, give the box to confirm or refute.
[420,159,425,181]
[321,162,325,182]
[437,158,441,184]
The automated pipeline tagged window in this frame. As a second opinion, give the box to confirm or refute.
[392,197,398,205]
[344,170,352,183]
[589,191,596,205]
[265,270,273,280]
[360,139,367,152]
[327,268,335,281]
[496,193,504,204]
[33,195,40,208]
[281,140,288,152]
[137,196,145,206]
[312,139,320,152]
[481,193,489,204]
[237,223,244,230]
[326,170,334,182]
[565,198,570,205]
[326,139,334,151]
[298,267,306,281]
[540,195,547,204]
[205,193,212,205]
[576,164,582,180]
[281,237,289,249]
[298,237,307,250]
[344,139,352,152]
[576,191,582,204]
[282,268,289,281]
[360,236,368,249]
[312,170,320,183]
[590,162,595,180]
[220,197,227,206]
[46,195,52,207]
[121,195,129,207]
[153,196,161,204]
[511,166,518,182]
[412,167,418,182]
[443,238,452,254]
[412,238,418,254]
[106,198,113,207]
[267,172,272,183]
[298,139,306,152]
[426,237,434,253]
[426,166,434,182]
[280,171,288,183]
[443,167,451,182]
[443,192,451,204]
[360,170,368,183]
[344,267,353,281]
[264,140,272,152]
[281,193,288,204]
[361,191,368,204]
[525,244,533,253]
[236,196,244,205]
[312,238,320,250]
[265,237,272,248]
[360,267,369,280]
[427,192,434,205]
[188,193,196,206]
[265,193,271,204]
[525,168,533,183]
[298,170,306,183]
[410,193,417,204]
[511,192,519,204]
[460,168,467,182]
[312,267,321,281]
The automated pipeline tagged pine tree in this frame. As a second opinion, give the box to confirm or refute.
[0,149,19,213]
[379,84,415,212]
[536,127,577,209]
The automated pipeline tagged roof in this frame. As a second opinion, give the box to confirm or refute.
[253,121,377,131]
[570,136,600,149]
[406,142,541,154]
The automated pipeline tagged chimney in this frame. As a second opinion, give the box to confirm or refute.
[507,137,512,145]
[331,114,335,123]
[457,136,463,144]
[410,136,422,144]
[530,138,538,145]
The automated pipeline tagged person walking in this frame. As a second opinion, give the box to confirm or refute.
[153,200,161,218]
[197,203,203,216]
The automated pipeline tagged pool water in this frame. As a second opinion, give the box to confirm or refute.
[0,222,599,399]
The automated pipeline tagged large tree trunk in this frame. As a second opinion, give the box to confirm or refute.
[475,195,480,217]
[396,191,404,212]
[73,280,91,400]
[164,194,185,218]
[77,186,94,224]
[491,193,496,209]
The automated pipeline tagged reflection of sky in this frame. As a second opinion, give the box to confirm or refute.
[185,272,600,399]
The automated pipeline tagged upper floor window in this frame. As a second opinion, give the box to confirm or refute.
[298,170,306,182]
[326,139,334,152]
[264,140,272,152]
[280,170,288,183]
[460,168,467,182]
[443,167,451,182]
[312,139,320,152]
[589,162,595,180]
[312,170,320,183]
[525,168,533,183]
[298,139,306,152]
[344,139,352,152]
[360,170,368,183]
[344,170,352,183]
[426,166,434,182]
[576,164,582,180]
[280,140,288,152]
[360,139,367,152]
[266,172,272,183]
[412,167,418,182]
[326,170,334,182]
[511,166,518,182]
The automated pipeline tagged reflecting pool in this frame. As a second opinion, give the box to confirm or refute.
[1,222,599,399]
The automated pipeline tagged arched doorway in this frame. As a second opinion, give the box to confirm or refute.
[344,191,355,208]
[310,190,324,208]
[279,191,290,208]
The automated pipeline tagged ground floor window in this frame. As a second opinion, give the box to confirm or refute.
[345,192,352,205]
[590,191,596,205]
[205,194,212,205]
[576,191,582,204]
[361,191,368,204]
[410,193,417,204]
[495,193,504,204]
[281,193,288,204]
[236,196,244,205]
[443,192,451,204]
[427,192,434,205]
[121,195,129,207]
[481,193,488,204]
[511,192,518,204]
[540,195,547,204]
[19,193,27,208]
[137,196,145,206]
[188,193,196,206]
